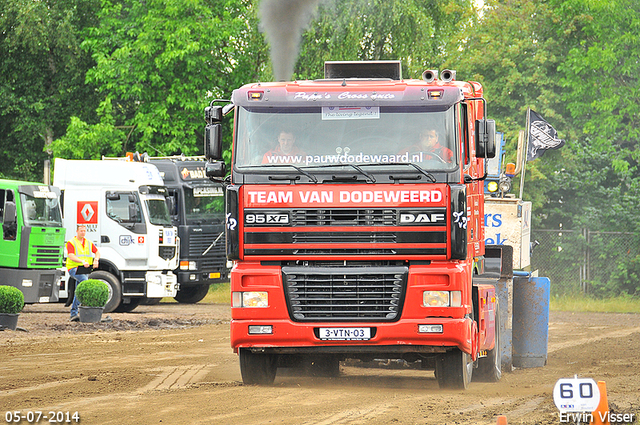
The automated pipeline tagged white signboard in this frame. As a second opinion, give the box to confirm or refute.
[484,197,531,269]
[193,186,223,197]
[322,106,379,120]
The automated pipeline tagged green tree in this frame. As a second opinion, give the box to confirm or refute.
[0,0,100,180]
[446,0,579,217]
[558,0,640,157]
[51,0,268,161]
[537,0,640,233]
[294,0,475,80]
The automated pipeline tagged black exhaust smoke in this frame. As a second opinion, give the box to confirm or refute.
[259,0,322,81]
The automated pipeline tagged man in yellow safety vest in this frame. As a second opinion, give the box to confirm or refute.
[66,224,100,321]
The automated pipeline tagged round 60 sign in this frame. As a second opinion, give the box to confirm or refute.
[553,377,600,413]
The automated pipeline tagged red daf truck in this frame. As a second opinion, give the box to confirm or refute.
[205,61,503,389]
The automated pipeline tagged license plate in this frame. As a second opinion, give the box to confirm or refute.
[319,327,371,340]
[209,272,221,279]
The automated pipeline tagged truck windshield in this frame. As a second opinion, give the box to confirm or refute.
[20,193,63,227]
[234,106,458,171]
[145,195,172,226]
[184,186,225,225]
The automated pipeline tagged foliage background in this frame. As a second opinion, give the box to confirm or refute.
[1,0,638,295]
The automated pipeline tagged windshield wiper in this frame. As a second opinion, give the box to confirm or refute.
[268,165,318,183]
[348,164,376,183]
[361,162,437,183]
[315,163,376,183]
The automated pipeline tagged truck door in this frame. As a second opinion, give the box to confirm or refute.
[104,191,148,262]
[0,189,18,266]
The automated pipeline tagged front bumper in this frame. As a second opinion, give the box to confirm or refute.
[231,317,474,355]
[145,271,178,298]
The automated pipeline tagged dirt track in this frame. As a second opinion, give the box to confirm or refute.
[1,303,639,425]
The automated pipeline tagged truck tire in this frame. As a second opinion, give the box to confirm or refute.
[114,298,141,313]
[89,270,121,313]
[239,348,278,385]
[139,297,161,305]
[474,300,502,382]
[174,284,210,304]
[435,349,473,390]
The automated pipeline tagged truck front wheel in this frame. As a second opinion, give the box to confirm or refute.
[239,348,277,385]
[114,297,141,313]
[89,270,121,313]
[174,284,210,304]
[435,349,474,390]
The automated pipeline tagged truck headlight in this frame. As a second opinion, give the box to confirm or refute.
[180,261,197,270]
[423,291,449,307]
[232,291,268,308]
[423,291,462,307]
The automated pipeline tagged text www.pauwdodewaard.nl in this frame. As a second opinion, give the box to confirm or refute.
[264,152,413,166]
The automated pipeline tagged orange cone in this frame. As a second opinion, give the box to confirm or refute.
[589,381,610,425]
[496,415,508,425]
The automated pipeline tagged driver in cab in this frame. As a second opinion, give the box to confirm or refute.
[399,129,453,162]
[262,129,305,164]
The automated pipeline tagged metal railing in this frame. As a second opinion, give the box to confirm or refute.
[531,229,640,296]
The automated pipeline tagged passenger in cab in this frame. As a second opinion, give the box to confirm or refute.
[400,129,453,162]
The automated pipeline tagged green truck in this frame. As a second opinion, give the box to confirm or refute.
[0,179,66,303]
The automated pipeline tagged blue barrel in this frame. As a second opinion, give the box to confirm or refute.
[512,276,550,368]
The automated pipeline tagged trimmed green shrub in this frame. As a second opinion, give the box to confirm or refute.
[0,285,25,314]
[75,279,109,308]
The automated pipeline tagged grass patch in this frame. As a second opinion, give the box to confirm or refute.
[550,293,640,313]
[158,281,229,304]
[203,281,230,304]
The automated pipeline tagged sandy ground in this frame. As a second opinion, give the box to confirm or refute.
[1,302,639,425]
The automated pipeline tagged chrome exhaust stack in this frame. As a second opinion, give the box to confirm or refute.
[422,69,438,83]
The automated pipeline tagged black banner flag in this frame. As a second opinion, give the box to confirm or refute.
[526,109,565,161]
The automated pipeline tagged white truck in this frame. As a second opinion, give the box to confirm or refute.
[53,158,179,312]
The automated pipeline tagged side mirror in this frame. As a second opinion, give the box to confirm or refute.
[165,196,175,216]
[3,201,16,225]
[2,201,17,240]
[206,161,227,179]
[475,119,497,158]
[204,124,223,160]
[128,203,139,221]
[204,105,223,123]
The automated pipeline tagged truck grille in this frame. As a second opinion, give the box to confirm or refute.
[282,266,408,322]
[292,209,396,226]
[159,246,176,260]
[32,245,63,267]
[187,232,226,268]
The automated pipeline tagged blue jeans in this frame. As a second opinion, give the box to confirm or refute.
[69,268,89,318]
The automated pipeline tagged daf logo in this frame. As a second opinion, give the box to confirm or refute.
[400,212,446,225]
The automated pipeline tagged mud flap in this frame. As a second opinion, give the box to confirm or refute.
[65,276,76,307]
